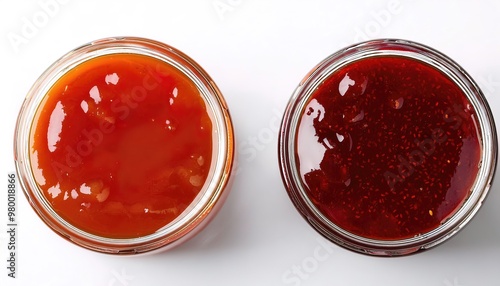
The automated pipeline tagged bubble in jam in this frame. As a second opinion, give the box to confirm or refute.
[296,56,481,240]
[30,53,213,238]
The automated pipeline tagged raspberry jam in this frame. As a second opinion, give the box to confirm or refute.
[279,39,497,255]
[297,56,480,240]
[15,37,234,253]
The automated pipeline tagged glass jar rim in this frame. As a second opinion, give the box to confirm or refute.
[14,36,235,254]
[278,39,497,256]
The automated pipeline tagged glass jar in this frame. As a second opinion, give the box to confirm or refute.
[14,37,234,254]
[278,39,497,256]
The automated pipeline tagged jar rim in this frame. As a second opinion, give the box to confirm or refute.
[14,37,235,254]
[278,39,497,256]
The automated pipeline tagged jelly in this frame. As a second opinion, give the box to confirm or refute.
[296,56,481,240]
[30,53,213,238]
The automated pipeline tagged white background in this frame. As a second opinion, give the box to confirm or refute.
[1,0,500,285]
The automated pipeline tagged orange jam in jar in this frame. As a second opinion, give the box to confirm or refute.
[15,37,234,254]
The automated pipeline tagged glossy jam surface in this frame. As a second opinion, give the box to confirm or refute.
[297,56,481,240]
[30,53,212,238]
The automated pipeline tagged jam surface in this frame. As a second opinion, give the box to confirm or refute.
[297,56,481,240]
[30,53,212,238]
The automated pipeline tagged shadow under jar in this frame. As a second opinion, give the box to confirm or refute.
[278,39,497,256]
[14,37,234,254]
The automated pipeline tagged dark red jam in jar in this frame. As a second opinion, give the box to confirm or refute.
[279,39,497,256]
